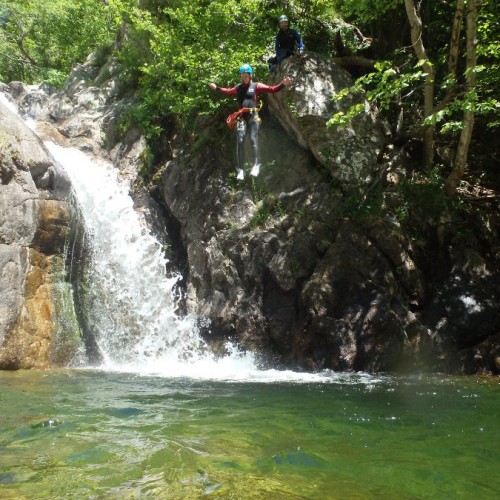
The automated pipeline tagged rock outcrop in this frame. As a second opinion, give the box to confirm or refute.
[0,99,80,368]
[159,53,500,374]
[8,53,169,243]
[268,54,388,185]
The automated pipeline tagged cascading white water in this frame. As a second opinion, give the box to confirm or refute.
[46,144,347,383]
[45,143,225,372]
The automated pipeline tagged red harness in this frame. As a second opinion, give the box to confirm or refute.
[225,101,263,128]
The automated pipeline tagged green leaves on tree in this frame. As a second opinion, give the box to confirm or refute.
[0,0,120,85]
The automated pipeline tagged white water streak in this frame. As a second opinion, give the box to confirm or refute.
[45,143,206,367]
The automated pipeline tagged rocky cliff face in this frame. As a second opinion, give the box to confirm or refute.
[0,99,81,368]
[268,53,388,185]
[159,54,500,374]
[3,51,499,374]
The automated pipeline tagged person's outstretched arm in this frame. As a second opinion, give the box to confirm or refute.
[293,30,305,52]
[208,82,237,96]
[255,76,292,94]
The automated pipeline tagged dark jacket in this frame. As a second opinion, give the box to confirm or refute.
[275,28,304,61]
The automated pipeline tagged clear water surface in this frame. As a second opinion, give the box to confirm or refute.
[1,370,499,499]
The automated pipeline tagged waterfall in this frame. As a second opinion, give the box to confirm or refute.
[47,145,344,383]
[44,142,248,376]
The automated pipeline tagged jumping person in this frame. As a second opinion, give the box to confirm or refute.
[269,15,304,72]
[209,64,292,179]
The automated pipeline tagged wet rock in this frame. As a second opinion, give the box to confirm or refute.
[30,417,64,429]
[0,101,79,369]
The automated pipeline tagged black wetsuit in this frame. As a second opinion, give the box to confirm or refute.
[235,82,259,170]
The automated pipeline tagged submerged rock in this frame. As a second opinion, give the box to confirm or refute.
[30,417,64,429]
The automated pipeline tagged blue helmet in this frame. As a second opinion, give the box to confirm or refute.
[239,64,253,74]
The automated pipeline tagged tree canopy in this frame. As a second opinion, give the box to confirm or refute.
[0,0,119,86]
[1,0,498,193]
[328,0,498,194]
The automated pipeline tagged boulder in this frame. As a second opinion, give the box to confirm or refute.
[0,101,79,369]
[269,52,389,186]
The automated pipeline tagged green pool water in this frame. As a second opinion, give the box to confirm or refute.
[0,370,498,499]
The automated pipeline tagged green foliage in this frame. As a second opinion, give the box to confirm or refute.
[475,5,500,128]
[342,185,385,223]
[115,0,278,136]
[138,143,155,180]
[396,167,449,222]
[250,202,272,228]
[105,0,355,137]
[342,167,451,230]
[1,0,346,136]
[338,162,452,226]
[0,0,119,85]
[329,0,500,142]
[249,189,287,228]
[330,0,403,24]
[328,58,426,127]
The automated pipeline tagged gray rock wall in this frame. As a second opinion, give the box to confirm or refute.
[0,100,79,368]
[160,53,500,374]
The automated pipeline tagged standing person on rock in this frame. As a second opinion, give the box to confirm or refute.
[209,64,292,180]
[268,15,305,72]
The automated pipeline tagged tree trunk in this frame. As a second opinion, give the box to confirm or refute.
[445,0,479,196]
[333,56,376,71]
[404,0,435,168]
[448,0,465,76]
[434,1,465,117]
